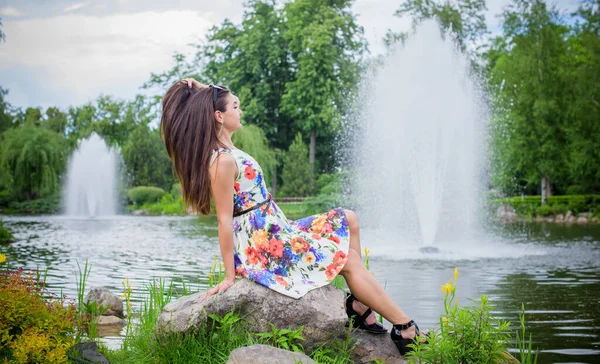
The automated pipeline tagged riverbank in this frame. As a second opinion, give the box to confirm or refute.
[492,195,600,224]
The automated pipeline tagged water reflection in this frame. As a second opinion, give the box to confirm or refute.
[1,216,599,362]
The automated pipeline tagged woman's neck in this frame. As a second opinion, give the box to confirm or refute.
[217,132,235,150]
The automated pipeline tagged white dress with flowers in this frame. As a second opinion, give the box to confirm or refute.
[211,148,350,299]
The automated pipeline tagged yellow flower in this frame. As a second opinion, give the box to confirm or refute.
[0,254,5,263]
[454,267,459,281]
[441,283,452,294]
[442,317,448,325]
[364,247,371,259]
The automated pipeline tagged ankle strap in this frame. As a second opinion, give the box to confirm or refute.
[393,320,415,331]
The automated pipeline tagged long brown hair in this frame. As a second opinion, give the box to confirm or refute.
[160,82,230,215]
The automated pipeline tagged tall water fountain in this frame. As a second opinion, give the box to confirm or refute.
[350,21,487,254]
[64,133,120,216]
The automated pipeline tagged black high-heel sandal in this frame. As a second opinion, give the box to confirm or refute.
[390,320,428,355]
[345,293,387,335]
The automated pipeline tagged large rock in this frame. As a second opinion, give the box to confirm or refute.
[157,279,346,352]
[496,205,517,222]
[576,216,589,224]
[85,287,124,317]
[226,345,316,364]
[351,331,404,364]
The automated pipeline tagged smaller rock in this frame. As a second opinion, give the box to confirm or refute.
[576,217,588,224]
[544,217,554,223]
[351,331,404,364]
[578,212,591,218]
[567,215,576,224]
[132,209,148,216]
[555,214,565,223]
[226,345,315,364]
[565,210,574,219]
[68,342,109,364]
[85,287,124,317]
[591,217,600,224]
[534,217,545,222]
[96,315,125,326]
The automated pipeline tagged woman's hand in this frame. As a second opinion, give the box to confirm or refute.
[201,277,235,302]
[180,78,207,90]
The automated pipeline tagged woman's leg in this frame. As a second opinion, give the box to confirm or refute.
[344,209,378,325]
[340,249,417,339]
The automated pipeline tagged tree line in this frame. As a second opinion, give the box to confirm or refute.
[0,0,598,209]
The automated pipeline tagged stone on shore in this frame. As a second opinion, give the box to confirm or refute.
[85,287,124,316]
[351,330,405,364]
[157,279,346,352]
[226,345,316,364]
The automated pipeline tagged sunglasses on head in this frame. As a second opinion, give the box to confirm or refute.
[210,85,225,109]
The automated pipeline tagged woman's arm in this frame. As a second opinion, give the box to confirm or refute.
[202,153,238,301]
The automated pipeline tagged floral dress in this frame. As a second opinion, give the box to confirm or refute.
[211,148,350,299]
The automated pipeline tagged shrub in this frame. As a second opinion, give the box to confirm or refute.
[550,204,567,216]
[6,194,61,214]
[0,219,14,243]
[0,268,79,362]
[566,185,583,195]
[128,186,166,206]
[535,204,552,217]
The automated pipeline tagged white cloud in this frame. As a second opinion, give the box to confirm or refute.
[64,2,90,13]
[0,11,215,107]
[0,6,23,17]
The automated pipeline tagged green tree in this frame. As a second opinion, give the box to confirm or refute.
[203,1,295,152]
[282,0,366,186]
[563,0,600,193]
[280,133,312,197]
[0,87,13,134]
[42,107,68,135]
[388,0,488,56]
[487,0,570,202]
[0,123,68,200]
[122,124,173,190]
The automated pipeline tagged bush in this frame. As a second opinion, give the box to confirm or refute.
[535,204,552,217]
[128,186,166,206]
[0,267,79,363]
[0,219,14,243]
[566,185,583,195]
[6,194,61,214]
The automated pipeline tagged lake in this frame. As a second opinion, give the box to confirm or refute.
[1,215,599,363]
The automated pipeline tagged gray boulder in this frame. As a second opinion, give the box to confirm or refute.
[85,287,123,316]
[226,344,316,364]
[351,331,405,364]
[157,279,346,352]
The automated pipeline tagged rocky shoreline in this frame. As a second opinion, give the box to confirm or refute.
[496,205,599,224]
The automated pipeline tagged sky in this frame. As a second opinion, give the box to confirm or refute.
[0,0,581,110]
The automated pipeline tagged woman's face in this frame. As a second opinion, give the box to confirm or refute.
[218,93,243,133]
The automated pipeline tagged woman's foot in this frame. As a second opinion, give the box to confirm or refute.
[352,299,377,325]
[390,320,427,355]
[345,293,387,334]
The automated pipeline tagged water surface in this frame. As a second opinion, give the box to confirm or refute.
[1,216,599,363]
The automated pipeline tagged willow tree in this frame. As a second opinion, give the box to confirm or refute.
[232,124,278,194]
[0,123,68,200]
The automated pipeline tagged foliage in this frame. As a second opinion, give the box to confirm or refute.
[5,193,61,214]
[407,268,512,363]
[122,124,174,191]
[256,323,305,352]
[280,133,312,197]
[516,304,539,364]
[0,219,14,243]
[389,0,488,57]
[0,268,78,363]
[0,122,68,201]
[489,194,599,217]
[127,186,167,206]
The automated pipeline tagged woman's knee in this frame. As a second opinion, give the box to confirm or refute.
[344,209,359,231]
[341,249,362,274]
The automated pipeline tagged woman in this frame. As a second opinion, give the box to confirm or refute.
[160,78,424,355]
